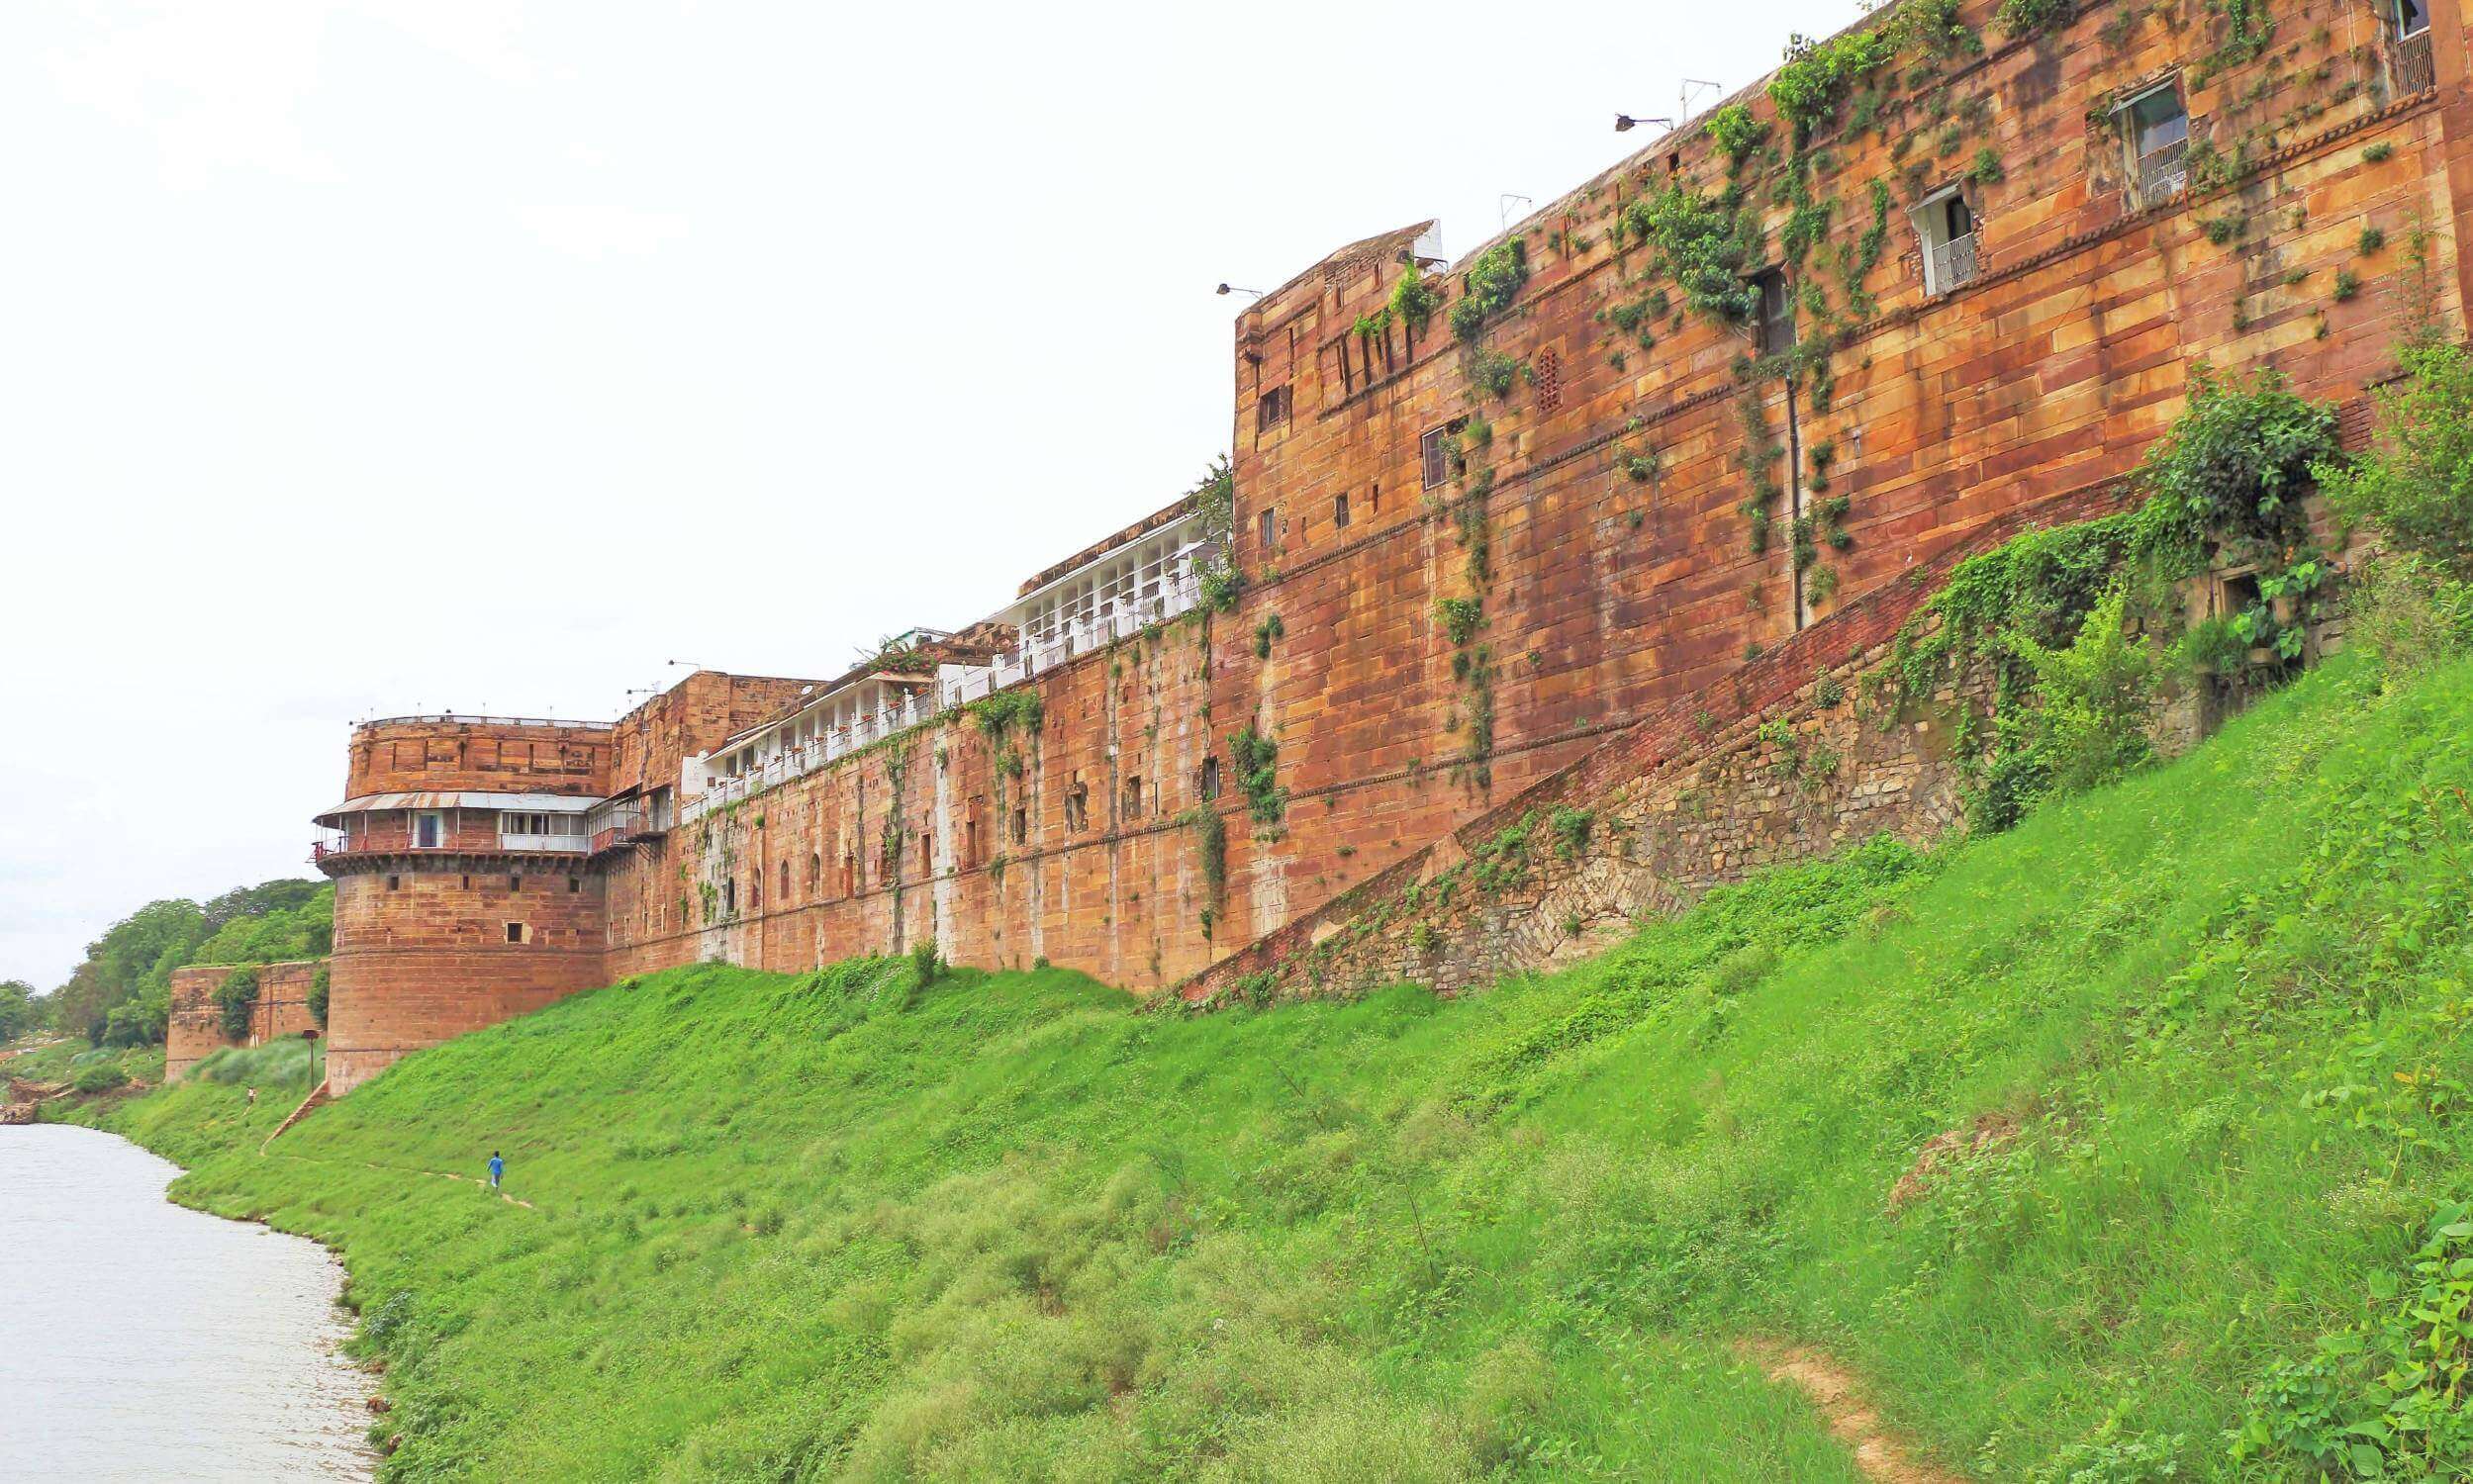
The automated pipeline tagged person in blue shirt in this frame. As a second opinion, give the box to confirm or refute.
[487,1151,505,1190]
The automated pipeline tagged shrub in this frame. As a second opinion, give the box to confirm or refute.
[2140,364,2338,562]
[195,1038,317,1088]
[1626,187,1762,324]
[214,969,260,1041]
[1768,28,1893,142]
[1703,103,1768,169]
[1388,265,1442,332]
[2235,1201,2473,1476]
[2007,585,2159,797]
[72,1063,128,1094]
[1995,0,2074,37]
[1549,806,1593,861]
[2172,614,2249,677]
[2344,552,2473,679]
[308,966,330,1027]
[1451,238,1529,343]
[2320,340,2473,576]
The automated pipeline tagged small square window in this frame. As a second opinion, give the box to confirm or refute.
[1420,425,1451,489]
[569,876,582,893]
[505,921,527,944]
[1753,269,1794,355]
[386,874,401,891]
[508,874,523,891]
[1255,385,1291,432]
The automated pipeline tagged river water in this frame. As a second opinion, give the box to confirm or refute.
[0,1124,375,1481]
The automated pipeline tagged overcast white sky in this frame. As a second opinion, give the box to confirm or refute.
[0,0,1856,987]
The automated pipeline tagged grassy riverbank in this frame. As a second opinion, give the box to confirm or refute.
[97,648,2473,1480]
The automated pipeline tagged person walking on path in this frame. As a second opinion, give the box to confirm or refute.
[488,1151,505,1190]
[246,1087,257,1107]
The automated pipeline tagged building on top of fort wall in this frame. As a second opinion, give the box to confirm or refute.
[312,0,2473,1092]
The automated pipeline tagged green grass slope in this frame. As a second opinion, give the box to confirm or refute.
[108,649,2473,1481]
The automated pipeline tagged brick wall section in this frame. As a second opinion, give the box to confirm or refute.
[1182,480,2129,1001]
[608,672,821,798]
[165,960,326,1082]
[326,863,606,1094]
[312,0,2473,1083]
[346,718,616,797]
[619,0,2456,999]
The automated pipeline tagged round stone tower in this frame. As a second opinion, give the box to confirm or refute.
[312,714,616,1094]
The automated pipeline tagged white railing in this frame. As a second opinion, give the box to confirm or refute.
[2136,139,2189,209]
[499,831,589,854]
[2393,28,2435,94]
[680,573,1207,823]
[1928,232,1978,295]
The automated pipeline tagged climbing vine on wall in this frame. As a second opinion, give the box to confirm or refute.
[1626,186,1763,325]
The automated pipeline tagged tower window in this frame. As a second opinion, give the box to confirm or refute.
[386,875,401,891]
[1421,425,1451,489]
[568,876,582,893]
[509,874,523,891]
[1753,269,1794,355]
[1334,492,1352,529]
[1914,188,1979,295]
[1257,508,1277,554]
[505,922,528,944]
[1199,757,1222,800]
[2121,82,2190,208]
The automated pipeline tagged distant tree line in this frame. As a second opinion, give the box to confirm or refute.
[26,880,333,1047]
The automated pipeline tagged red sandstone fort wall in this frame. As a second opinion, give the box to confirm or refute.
[326,865,606,1095]
[317,0,2473,1088]
[614,0,2463,995]
[346,717,615,798]
[165,960,325,1082]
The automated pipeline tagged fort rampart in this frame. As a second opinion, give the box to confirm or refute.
[310,0,2473,1088]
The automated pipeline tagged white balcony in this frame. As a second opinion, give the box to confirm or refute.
[1927,232,1978,295]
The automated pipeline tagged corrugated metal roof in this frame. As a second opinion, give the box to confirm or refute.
[312,790,604,827]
